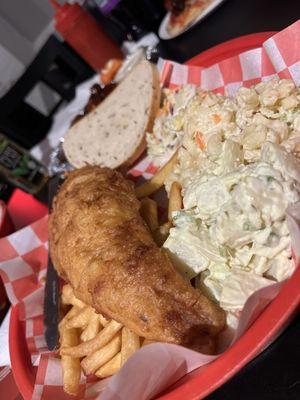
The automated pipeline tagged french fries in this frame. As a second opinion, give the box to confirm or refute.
[135,151,178,198]
[121,327,140,366]
[95,352,121,378]
[153,221,172,247]
[80,313,102,342]
[100,58,123,85]
[140,197,159,232]
[168,181,182,221]
[62,284,85,308]
[60,305,81,327]
[65,306,94,329]
[150,181,181,246]
[59,286,148,395]
[81,333,122,375]
[59,325,81,396]
[61,319,122,358]
[99,314,109,327]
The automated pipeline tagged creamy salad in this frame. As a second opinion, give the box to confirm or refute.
[148,79,300,315]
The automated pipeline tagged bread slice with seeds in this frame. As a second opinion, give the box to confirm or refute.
[63,60,160,169]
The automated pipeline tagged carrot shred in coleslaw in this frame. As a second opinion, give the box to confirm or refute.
[212,114,221,124]
[195,131,206,150]
[156,100,171,118]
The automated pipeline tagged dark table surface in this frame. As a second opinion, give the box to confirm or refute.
[157,1,300,399]
[207,314,300,400]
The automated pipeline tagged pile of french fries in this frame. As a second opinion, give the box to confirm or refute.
[137,150,182,246]
[58,153,181,396]
[59,284,156,396]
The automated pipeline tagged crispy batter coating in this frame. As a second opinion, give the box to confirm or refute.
[49,166,225,353]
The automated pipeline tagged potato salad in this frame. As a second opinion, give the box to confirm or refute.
[149,78,300,314]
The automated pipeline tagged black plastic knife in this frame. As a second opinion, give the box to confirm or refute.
[43,175,61,351]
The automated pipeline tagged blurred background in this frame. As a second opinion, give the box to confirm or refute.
[0,0,56,112]
[0,0,165,115]
[1,0,299,147]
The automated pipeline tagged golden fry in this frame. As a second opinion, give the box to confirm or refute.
[65,306,94,329]
[61,319,122,358]
[61,284,72,304]
[62,284,85,308]
[99,314,109,327]
[81,333,121,375]
[140,197,158,232]
[135,151,178,198]
[59,306,80,329]
[121,327,140,366]
[100,59,122,85]
[168,181,182,222]
[60,325,81,396]
[152,221,172,247]
[95,352,121,378]
[80,312,102,342]
[59,292,146,391]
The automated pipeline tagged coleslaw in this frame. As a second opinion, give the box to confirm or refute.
[148,78,300,314]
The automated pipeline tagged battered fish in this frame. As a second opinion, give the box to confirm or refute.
[49,166,225,353]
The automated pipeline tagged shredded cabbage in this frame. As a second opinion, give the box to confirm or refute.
[158,79,300,314]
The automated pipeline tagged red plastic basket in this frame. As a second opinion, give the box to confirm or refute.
[10,32,300,400]
[0,200,14,238]
[0,201,14,319]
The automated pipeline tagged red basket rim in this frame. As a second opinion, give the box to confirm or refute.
[10,31,300,400]
[186,31,276,67]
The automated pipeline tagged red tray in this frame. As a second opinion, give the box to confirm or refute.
[10,32,300,400]
[186,31,276,67]
[0,200,14,238]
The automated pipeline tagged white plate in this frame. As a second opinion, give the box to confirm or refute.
[159,0,226,40]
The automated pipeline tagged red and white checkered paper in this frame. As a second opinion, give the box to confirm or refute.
[0,20,300,400]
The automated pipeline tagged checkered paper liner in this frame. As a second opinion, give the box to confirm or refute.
[0,21,300,400]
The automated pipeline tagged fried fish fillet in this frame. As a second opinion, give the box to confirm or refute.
[49,166,225,353]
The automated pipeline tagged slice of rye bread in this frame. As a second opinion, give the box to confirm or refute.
[63,60,161,169]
